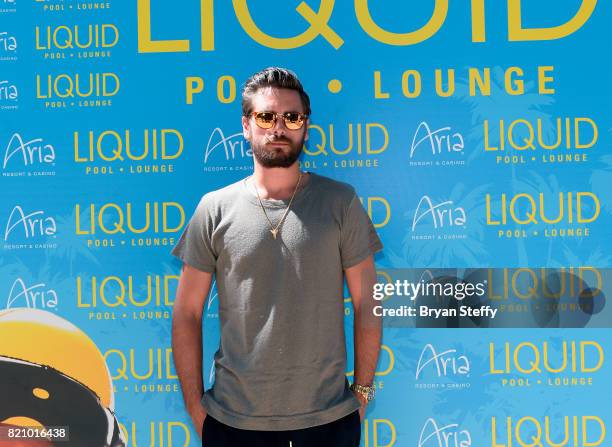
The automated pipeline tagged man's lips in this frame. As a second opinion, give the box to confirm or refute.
[265,136,291,146]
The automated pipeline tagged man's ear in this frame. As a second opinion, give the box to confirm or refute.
[304,118,310,142]
[242,115,251,140]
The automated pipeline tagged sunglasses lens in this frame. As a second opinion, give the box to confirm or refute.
[253,112,305,130]
[254,112,275,129]
[283,112,304,130]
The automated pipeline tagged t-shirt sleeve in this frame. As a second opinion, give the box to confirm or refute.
[171,196,216,273]
[340,193,383,269]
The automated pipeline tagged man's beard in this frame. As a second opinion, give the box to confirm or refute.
[251,135,305,168]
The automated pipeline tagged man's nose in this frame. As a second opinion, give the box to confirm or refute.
[271,115,287,133]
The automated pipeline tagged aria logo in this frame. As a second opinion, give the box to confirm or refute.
[415,344,470,380]
[6,278,58,310]
[4,205,57,241]
[0,0,16,12]
[3,133,55,171]
[0,31,17,56]
[0,80,18,105]
[203,127,251,166]
[418,418,471,447]
[410,122,464,161]
[412,196,467,232]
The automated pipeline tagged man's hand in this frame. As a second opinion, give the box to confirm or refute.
[345,255,381,423]
[172,264,213,440]
[188,402,208,438]
[352,389,368,422]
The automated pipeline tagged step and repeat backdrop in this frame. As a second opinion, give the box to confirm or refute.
[1,1,611,446]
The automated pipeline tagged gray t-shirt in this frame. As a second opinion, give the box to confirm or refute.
[171,172,383,430]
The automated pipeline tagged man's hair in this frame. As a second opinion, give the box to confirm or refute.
[241,67,311,117]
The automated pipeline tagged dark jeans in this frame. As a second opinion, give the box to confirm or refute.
[201,411,361,447]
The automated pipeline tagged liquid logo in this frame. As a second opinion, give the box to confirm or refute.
[75,202,184,235]
[36,24,119,51]
[487,191,600,239]
[302,123,387,170]
[76,274,178,308]
[118,421,192,447]
[74,129,183,175]
[37,72,119,98]
[490,340,604,388]
[491,415,605,447]
[137,1,597,52]
[485,117,597,166]
[104,347,179,394]
[36,72,119,109]
[74,201,184,249]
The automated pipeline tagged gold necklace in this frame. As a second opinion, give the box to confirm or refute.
[252,173,303,239]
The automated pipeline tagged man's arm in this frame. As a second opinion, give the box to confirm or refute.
[345,254,381,420]
[171,263,213,434]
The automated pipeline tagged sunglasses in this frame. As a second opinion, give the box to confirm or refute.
[250,111,308,130]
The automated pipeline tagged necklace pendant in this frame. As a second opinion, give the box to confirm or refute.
[270,228,279,239]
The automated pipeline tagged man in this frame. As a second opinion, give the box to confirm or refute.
[171,67,382,447]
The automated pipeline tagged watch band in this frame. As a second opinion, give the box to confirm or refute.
[350,383,375,402]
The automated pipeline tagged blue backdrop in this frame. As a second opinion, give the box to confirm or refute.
[1,1,611,445]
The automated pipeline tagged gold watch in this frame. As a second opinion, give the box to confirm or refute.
[350,383,375,402]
